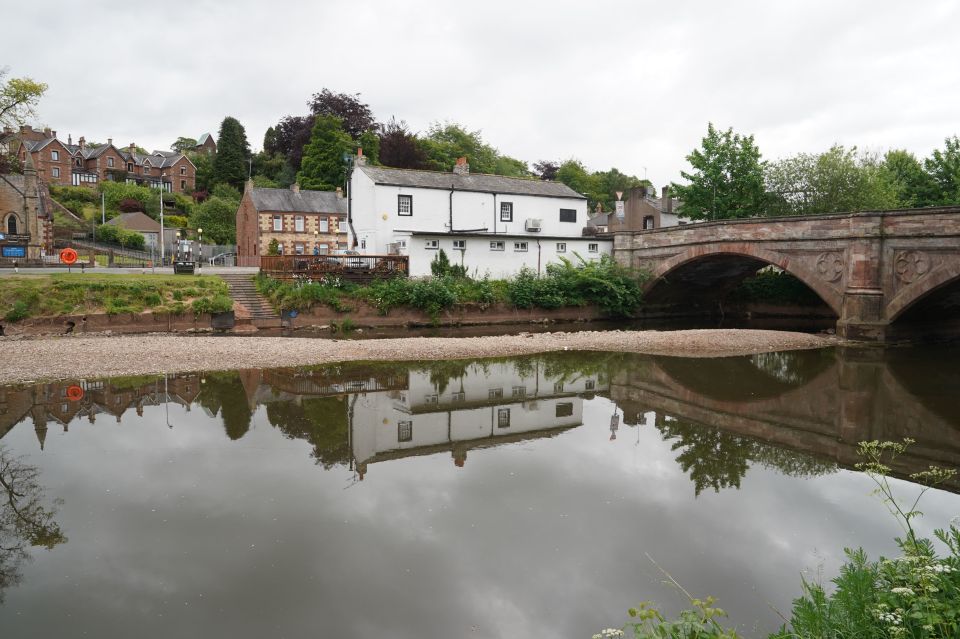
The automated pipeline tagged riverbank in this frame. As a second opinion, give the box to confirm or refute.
[0,329,833,383]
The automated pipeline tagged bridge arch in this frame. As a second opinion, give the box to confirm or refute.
[643,244,843,316]
[886,261,960,322]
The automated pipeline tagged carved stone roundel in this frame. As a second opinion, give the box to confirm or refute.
[895,250,931,283]
[815,251,844,282]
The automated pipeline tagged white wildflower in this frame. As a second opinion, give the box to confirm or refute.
[891,587,915,596]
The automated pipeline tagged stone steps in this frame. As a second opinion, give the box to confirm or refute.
[220,274,279,320]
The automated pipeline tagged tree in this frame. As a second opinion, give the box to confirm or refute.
[171,137,197,153]
[189,150,214,193]
[296,115,353,191]
[765,145,898,216]
[357,129,380,165]
[308,89,377,140]
[924,135,960,205]
[265,115,314,170]
[211,116,250,190]
[672,123,767,220]
[378,117,429,169]
[533,160,560,181]
[883,149,939,208]
[191,196,236,244]
[555,159,603,206]
[0,68,47,129]
[421,122,500,173]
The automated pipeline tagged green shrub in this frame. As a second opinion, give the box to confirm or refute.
[729,269,824,306]
[191,294,234,315]
[409,277,456,321]
[4,300,29,322]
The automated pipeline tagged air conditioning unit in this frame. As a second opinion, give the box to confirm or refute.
[525,218,542,232]
[386,242,399,255]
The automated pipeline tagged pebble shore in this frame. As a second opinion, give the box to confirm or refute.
[0,329,834,384]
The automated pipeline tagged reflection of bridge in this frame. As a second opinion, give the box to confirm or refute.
[614,207,960,341]
[610,349,960,491]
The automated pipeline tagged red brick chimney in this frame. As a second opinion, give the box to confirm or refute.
[128,143,137,156]
[78,136,86,150]
[453,157,469,175]
[355,147,367,167]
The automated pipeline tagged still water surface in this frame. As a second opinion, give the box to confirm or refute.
[1,347,958,638]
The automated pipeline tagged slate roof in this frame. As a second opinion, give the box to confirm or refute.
[357,165,586,199]
[587,212,611,228]
[249,188,348,214]
[104,211,161,232]
[197,133,211,144]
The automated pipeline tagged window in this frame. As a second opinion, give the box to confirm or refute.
[585,379,596,391]
[398,421,413,442]
[425,239,439,249]
[452,240,466,250]
[317,244,329,255]
[553,381,564,393]
[295,215,305,232]
[559,208,577,223]
[107,157,114,167]
[51,150,59,161]
[500,201,513,222]
[555,402,574,418]
[143,166,150,175]
[424,394,438,404]
[318,218,329,233]
[588,243,599,253]
[180,166,186,175]
[397,239,407,249]
[488,388,503,399]
[75,159,81,167]
[127,163,133,172]
[180,180,186,190]
[7,215,18,235]
[556,242,566,253]
[514,241,528,252]
[273,215,282,231]
[512,386,526,398]
[643,215,655,230]
[51,167,60,178]
[398,194,412,216]
[294,243,304,255]
[277,243,284,255]
[452,391,465,402]
[360,239,367,250]
[497,408,511,428]
[490,241,505,251]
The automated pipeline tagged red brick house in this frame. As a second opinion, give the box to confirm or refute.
[194,133,217,155]
[236,181,348,267]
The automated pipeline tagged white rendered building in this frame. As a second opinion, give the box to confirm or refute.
[347,156,613,278]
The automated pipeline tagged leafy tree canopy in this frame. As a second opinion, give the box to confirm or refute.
[672,123,767,220]
[421,122,501,174]
[191,196,237,244]
[883,150,939,208]
[171,136,197,153]
[309,89,378,140]
[0,68,47,129]
[924,135,960,205]
[296,115,353,191]
[211,116,251,190]
[378,117,429,170]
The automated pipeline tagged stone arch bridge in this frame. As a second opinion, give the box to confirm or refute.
[613,206,960,341]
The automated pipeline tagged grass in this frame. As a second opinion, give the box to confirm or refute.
[0,274,234,321]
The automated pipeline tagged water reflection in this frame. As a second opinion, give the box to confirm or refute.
[0,446,66,602]
[0,347,959,637]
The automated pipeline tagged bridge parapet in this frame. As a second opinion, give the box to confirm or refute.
[615,206,960,341]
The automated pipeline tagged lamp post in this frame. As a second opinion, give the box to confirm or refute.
[313,229,318,255]
[197,227,203,272]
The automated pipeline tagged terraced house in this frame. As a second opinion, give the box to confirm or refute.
[235,181,349,267]
[1,126,197,194]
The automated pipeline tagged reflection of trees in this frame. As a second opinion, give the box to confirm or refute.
[656,416,836,496]
[0,446,67,603]
[196,373,252,440]
[265,398,350,469]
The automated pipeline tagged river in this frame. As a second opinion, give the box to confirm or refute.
[0,346,958,638]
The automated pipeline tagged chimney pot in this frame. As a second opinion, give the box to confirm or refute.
[51,130,56,139]
[79,136,86,149]
[68,134,72,145]
[43,127,51,137]
[291,182,300,193]
[453,157,470,175]
[107,138,113,146]
[336,187,343,198]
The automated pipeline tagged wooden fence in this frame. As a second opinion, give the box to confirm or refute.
[259,254,408,283]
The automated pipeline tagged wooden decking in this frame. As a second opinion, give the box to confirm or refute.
[259,254,408,283]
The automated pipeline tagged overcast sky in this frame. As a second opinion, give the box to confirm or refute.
[4,0,959,186]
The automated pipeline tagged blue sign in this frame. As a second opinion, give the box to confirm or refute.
[1,246,25,258]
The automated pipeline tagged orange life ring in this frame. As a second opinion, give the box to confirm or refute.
[66,385,84,401]
[60,248,79,265]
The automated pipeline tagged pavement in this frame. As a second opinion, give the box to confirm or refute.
[0,266,260,276]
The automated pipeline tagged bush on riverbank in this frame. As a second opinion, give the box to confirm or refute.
[0,274,233,321]
[255,255,648,321]
[602,439,960,639]
[728,269,825,307]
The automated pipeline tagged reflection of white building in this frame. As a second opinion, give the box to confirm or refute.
[350,361,606,477]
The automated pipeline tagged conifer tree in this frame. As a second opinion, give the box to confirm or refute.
[212,116,251,189]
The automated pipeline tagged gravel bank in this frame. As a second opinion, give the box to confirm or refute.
[0,329,833,384]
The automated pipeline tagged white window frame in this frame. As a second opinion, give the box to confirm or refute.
[360,238,367,250]
[273,215,282,231]
[514,241,528,252]
[143,166,150,175]
[295,215,305,232]
[51,150,59,161]
[398,194,413,216]
[107,157,114,167]
[490,241,505,251]
[588,243,599,253]
[500,201,513,222]
[425,239,439,250]
[51,167,60,178]
[452,240,466,250]
[318,217,329,233]
[180,166,186,175]
[397,239,407,249]
[497,408,511,428]
[556,242,566,253]
[294,243,304,255]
